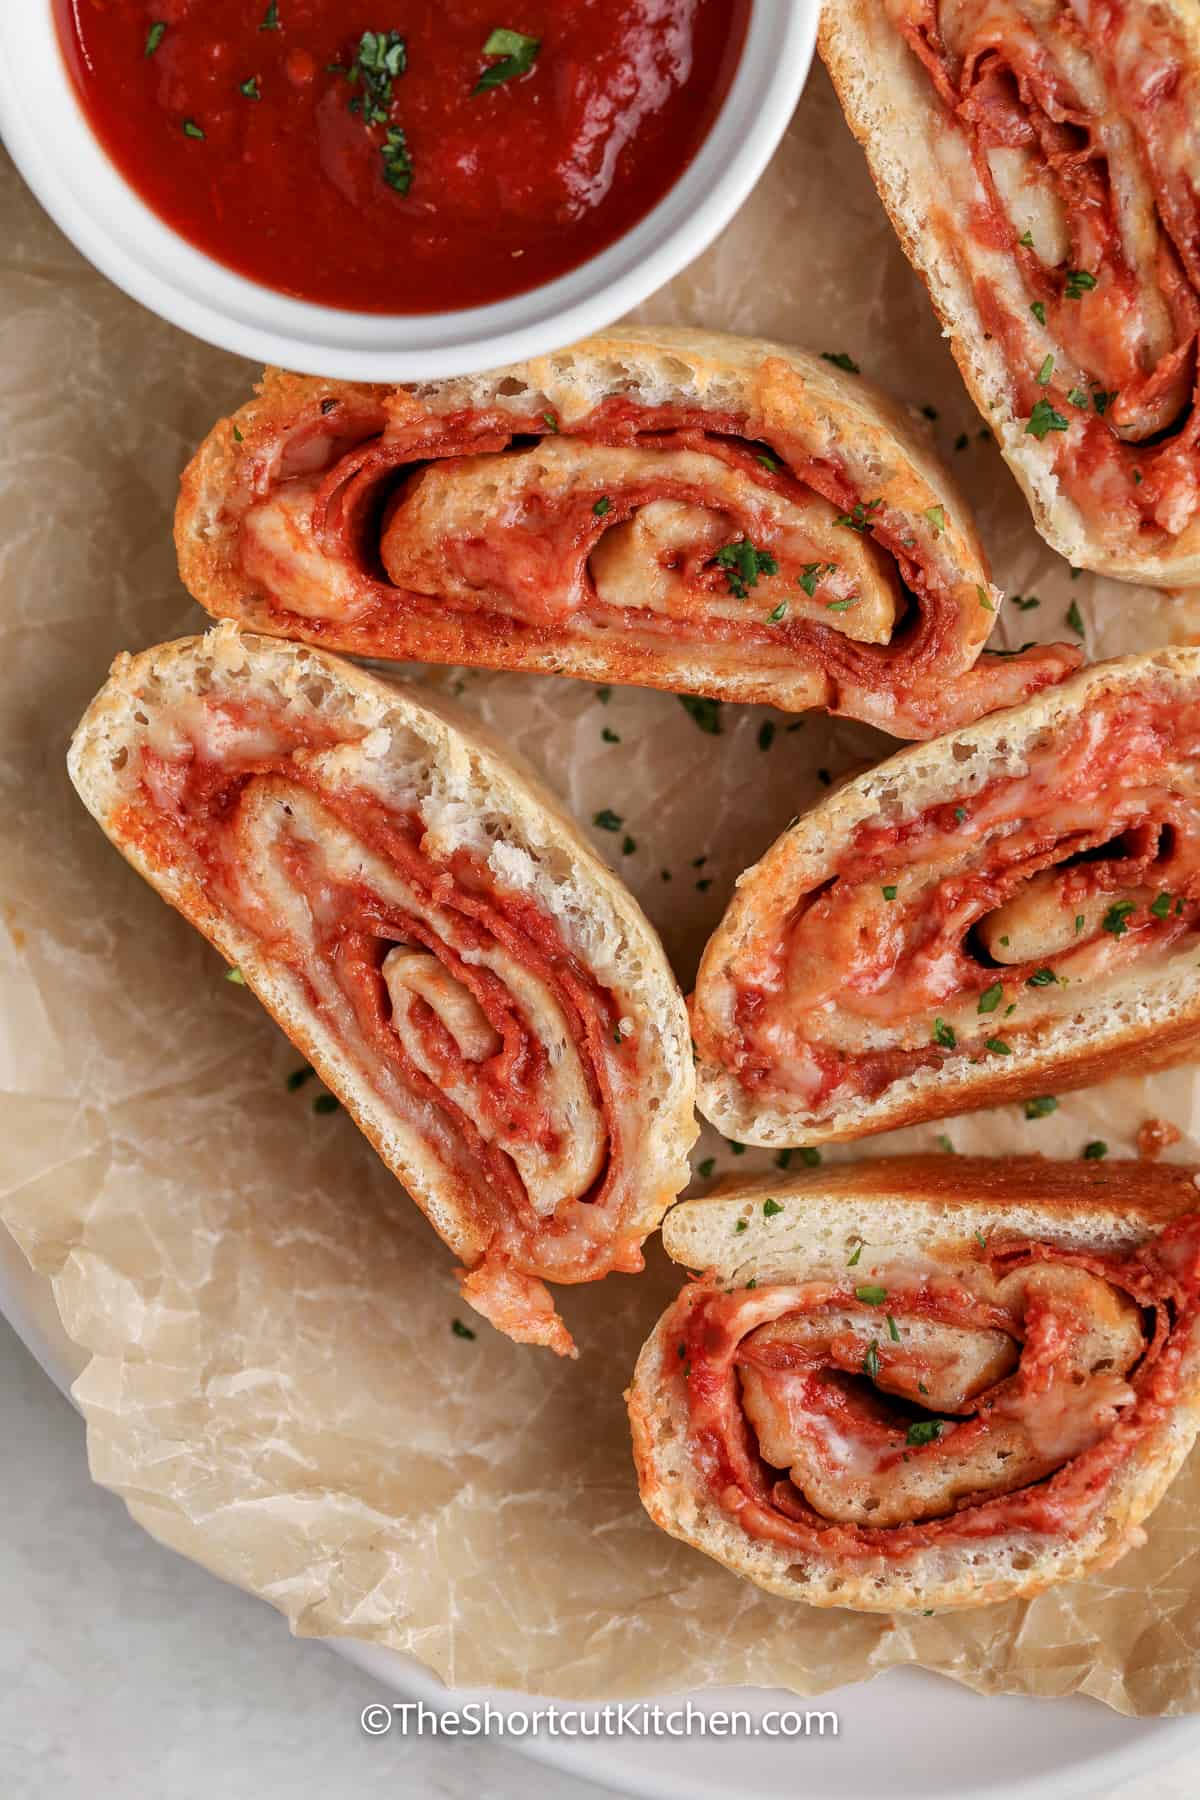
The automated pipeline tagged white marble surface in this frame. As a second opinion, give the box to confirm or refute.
[2,1311,1196,1800]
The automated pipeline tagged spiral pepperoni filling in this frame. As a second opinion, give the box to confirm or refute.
[674,1216,1200,1557]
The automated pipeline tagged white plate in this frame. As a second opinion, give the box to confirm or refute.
[4,1223,1197,1799]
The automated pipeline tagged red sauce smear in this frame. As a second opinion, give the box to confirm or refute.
[53,0,749,314]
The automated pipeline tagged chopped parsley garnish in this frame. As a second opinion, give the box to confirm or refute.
[473,27,541,94]
[286,1066,315,1092]
[595,685,612,703]
[974,1229,989,1249]
[678,694,722,735]
[977,585,995,612]
[821,351,861,374]
[985,1038,1011,1055]
[933,1018,956,1049]
[798,1147,822,1166]
[1083,1141,1108,1160]
[1027,967,1057,987]
[1093,389,1114,416]
[728,1140,746,1155]
[936,1134,955,1153]
[954,806,967,823]
[715,538,778,598]
[763,1198,784,1219]
[182,119,206,140]
[735,1218,748,1233]
[1030,300,1046,326]
[313,1093,340,1114]
[1067,387,1088,409]
[1024,1095,1059,1119]
[855,1284,887,1306]
[978,982,1004,1014]
[621,835,636,856]
[451,1318,477,1340]
[906,1420,944,1446]
[924,505,947,535]
[1066,599,1085,636]
[1026,398,1069,439]
[756,452,782,474]
[1036,354,1055,386]
[232,425,244,443]
[775,1150,793,1171]
[758,721,776,752]
[1150,892,1173,919]
[863,1341,880,1381]
[1065,269,1098,298]
[593,496,612,517]
[145,21,167,56]
[381,127,413,194]
[882,884,898,901]
[1018,229,1034,247]
[593,808,623,832]
[601,726,620,744]
[886,1313,901,1342]
[767,598,789,623]
[225,966,246,984]
[798,561,835,598]
[542,411,559,432]
[1013,594,1040,611]
[260,2,280,29]
[826,597,858,613]
[1075,914,1085,934]
[697,1157,716,1180]
[344,31,408,125]
[847,1239,864,1267]
[241,77,262,99]
[1103,900,1136,937]
[834,498,884,533]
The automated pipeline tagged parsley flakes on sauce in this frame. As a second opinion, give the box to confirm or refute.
[1026,398,1069,439]
[381,127,414,194]
[145,21,167,56]
[715,538,778,598]
[473,27,541,93]
[346,30,408,126]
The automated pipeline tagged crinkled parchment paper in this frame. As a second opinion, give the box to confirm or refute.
[5,65,1200,1715]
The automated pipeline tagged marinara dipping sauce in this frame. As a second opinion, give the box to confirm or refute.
[52,1,751,315]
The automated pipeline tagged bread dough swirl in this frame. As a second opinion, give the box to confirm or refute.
[822,0,1200,583]
[175,328,1077,741]
[694,649,1200,1146]
[68,629,696,1355]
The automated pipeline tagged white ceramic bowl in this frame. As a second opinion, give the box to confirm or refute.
[0,3,819,380]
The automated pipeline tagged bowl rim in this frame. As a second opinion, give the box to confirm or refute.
[0,1,820,381]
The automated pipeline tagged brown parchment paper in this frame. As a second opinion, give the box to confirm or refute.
[6,64,1200,1717]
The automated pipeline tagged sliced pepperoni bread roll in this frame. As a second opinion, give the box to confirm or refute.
[693,649,1200,1147]
[175,327,1076,741]
[821,1,1200,584]
[68,627,696,1355]
[628,1156,1200,1610]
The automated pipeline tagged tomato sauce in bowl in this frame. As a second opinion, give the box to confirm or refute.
[52,1,750,315]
